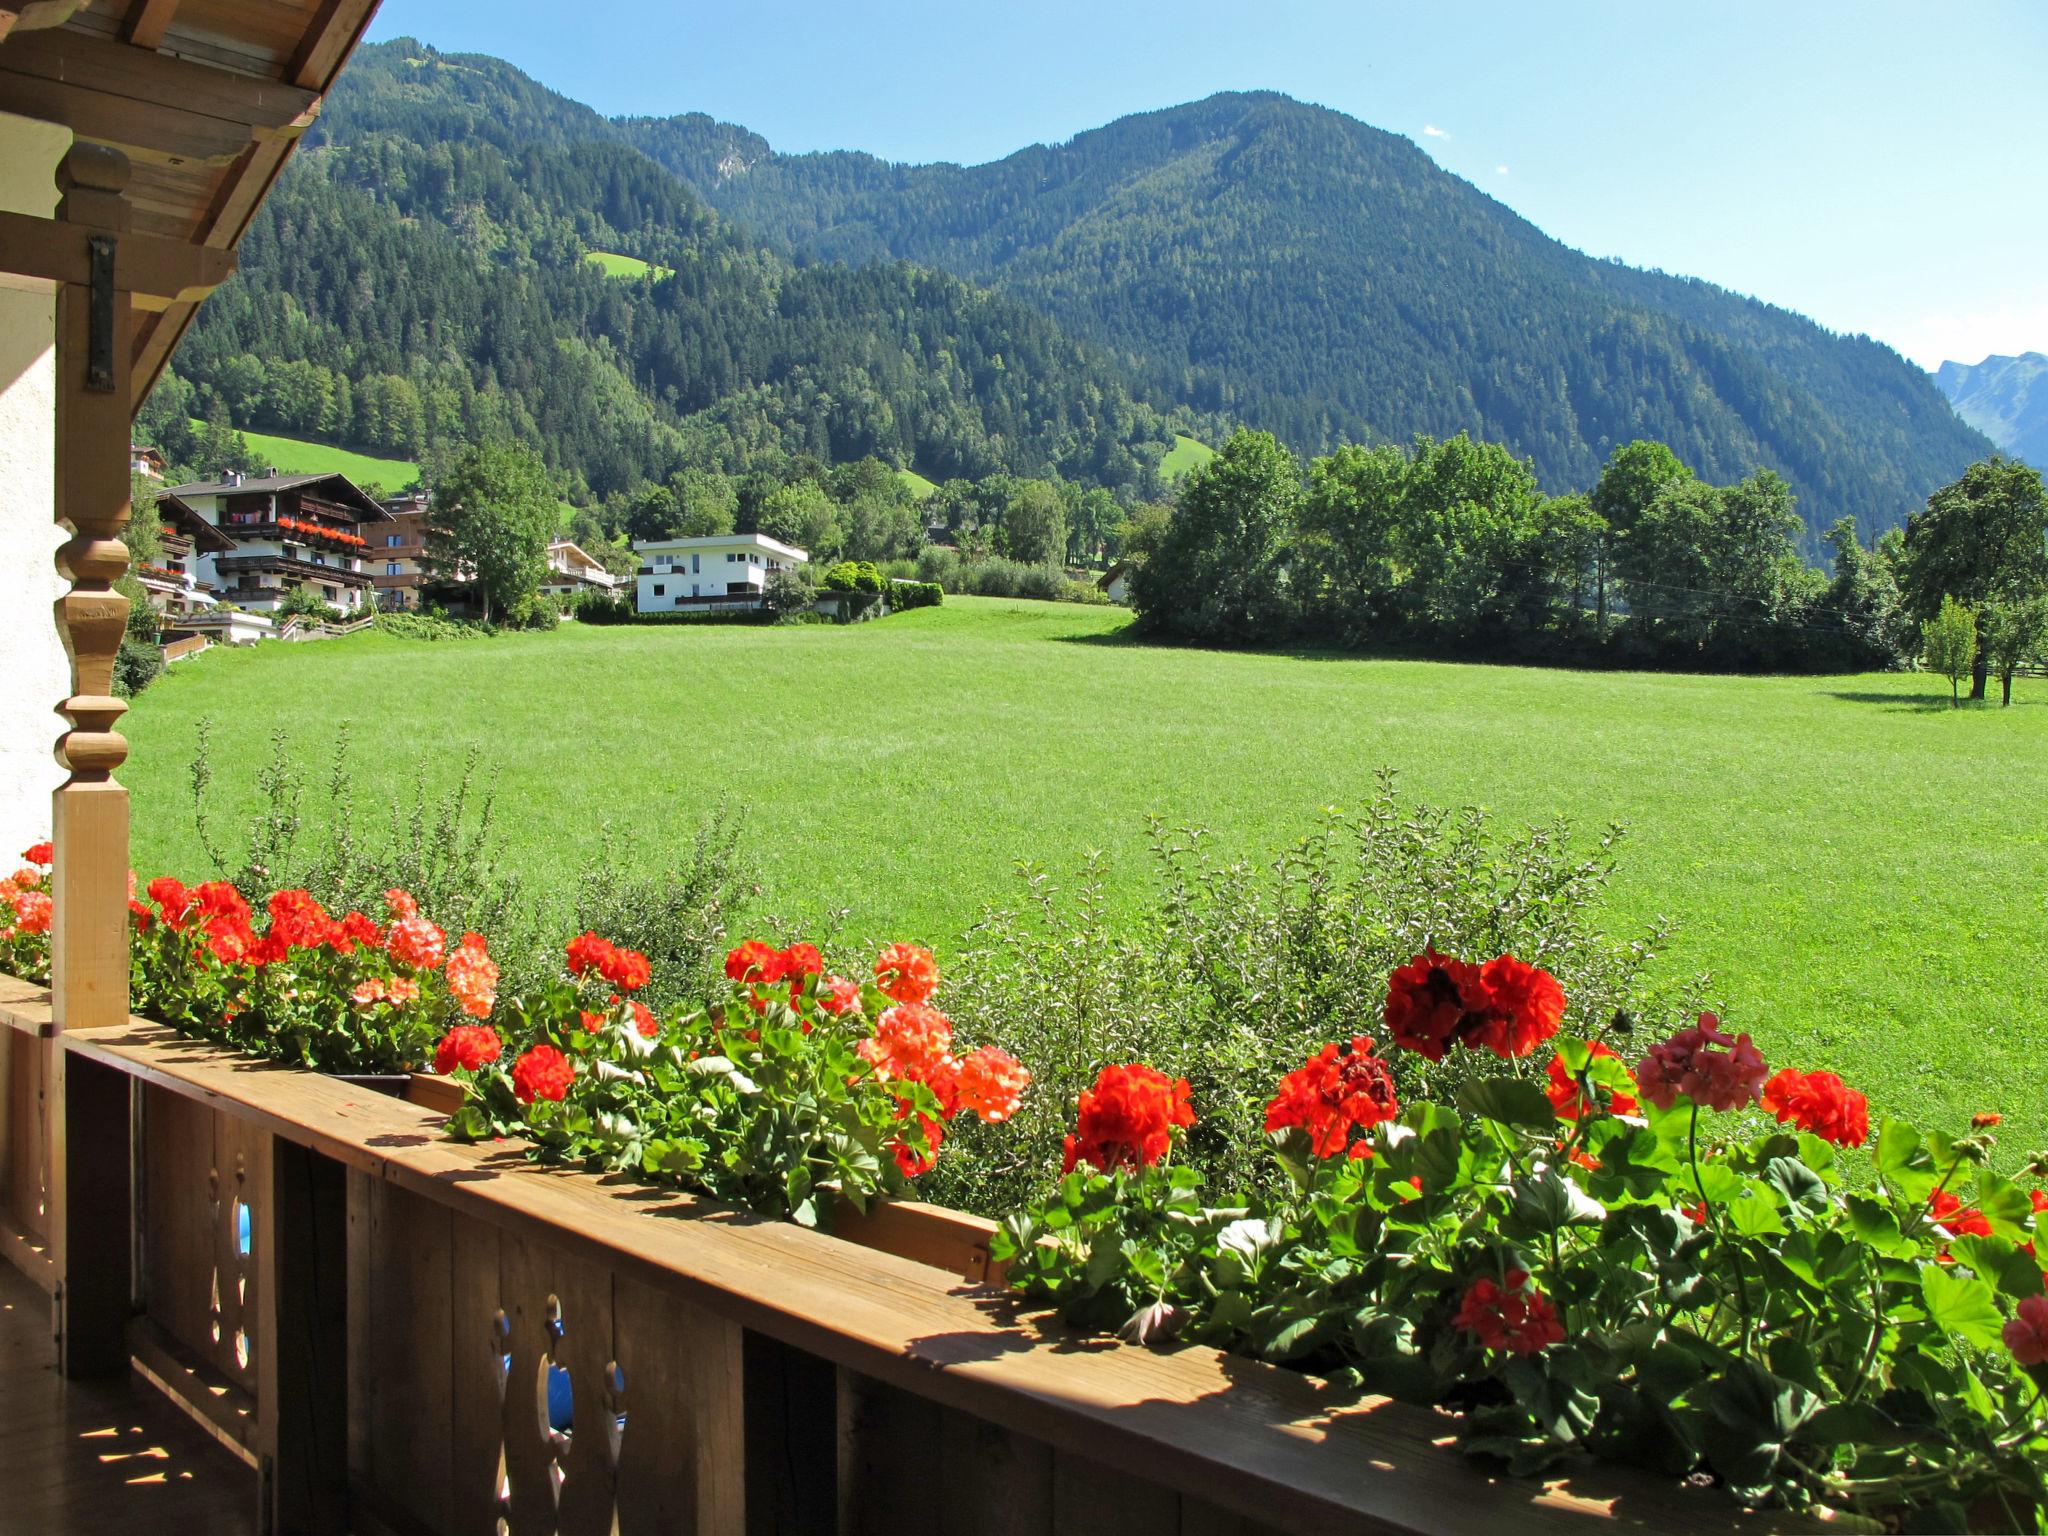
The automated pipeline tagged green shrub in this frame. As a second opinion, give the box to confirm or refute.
[821,561,862,593]
[853,561,883,594]
[375,611,487,642]
[114,636,164,698]
[1014,564,1065,601]
[889,579,944,610]
[1064,578,1111,606]
[924,771,1687,1218]
[916,547,961,587]
[275,585,344,624]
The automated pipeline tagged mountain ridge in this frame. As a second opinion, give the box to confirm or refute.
[1935,352,2047,468]
[609,82,1993,542]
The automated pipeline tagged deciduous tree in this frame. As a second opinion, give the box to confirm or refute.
[1902,457,2048,698]
[426,442,557,624]
[1921,595,1978,708]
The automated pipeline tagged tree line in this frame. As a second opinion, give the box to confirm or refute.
[1129,430,2048,681]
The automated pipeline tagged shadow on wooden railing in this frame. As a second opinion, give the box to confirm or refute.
[0,974,1771,1536]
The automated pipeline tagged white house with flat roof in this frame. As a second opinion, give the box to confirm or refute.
[633,532,808,613]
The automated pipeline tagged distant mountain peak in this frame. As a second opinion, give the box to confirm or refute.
[1935,352,2047,468]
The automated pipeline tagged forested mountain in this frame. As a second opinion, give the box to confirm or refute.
[619,91,1993,543]
[1936,353,2047,469]
[157,42,1187,502]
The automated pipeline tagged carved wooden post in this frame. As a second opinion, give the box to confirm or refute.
[50,142,133,1033]
[49,144,137,1379]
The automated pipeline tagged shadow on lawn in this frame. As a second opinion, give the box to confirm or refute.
[1821,689,2009,713]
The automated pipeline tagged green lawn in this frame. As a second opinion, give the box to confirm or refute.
[121,598,2048,1149]
[195,422,420,490]
[585,250,674,281]
[896,468,939,500]
[1159,433,1216,481]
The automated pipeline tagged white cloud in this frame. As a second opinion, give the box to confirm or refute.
[1495,164,1509,175]
[1421,124,1450,139]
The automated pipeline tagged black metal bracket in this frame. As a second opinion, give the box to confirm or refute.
[88,233,116,394]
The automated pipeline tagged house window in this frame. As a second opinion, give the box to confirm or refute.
[386,562,403,576]
[691,584,699,597]
[386,534,401,548]
[692,554,700,573]
[652,583,665,597]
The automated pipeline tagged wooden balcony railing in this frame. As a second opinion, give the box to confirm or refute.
[0,972,1773,1536]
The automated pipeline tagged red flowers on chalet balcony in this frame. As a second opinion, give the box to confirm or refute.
[274,515,366,548]
[566,930,650,991]
[1062,1063,1195,1174]
[386,915,447,972]
[1264,1037,1400,1158]
[445,933,499,1019]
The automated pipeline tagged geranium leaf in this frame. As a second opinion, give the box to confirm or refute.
[1918,1266,2007,1349]
[1510,1168,1607,1233]
[1458,1078,1557,1131]
[1763,1156,1829,1220]
[1723,1189,1787,1238]
[1875,1120,1937,1203]
[1845,1194,1917,1258]
[1946,1234,2047,1301]
[1973,1171,2035,1240]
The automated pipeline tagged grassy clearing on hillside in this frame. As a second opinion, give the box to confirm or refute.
[197,422,420,489]
[896,468,938,499]
[121,598,2048,1151]
[1159,433,1216,480]
[584,250,674,281]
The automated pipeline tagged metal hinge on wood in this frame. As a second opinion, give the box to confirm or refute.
[88,233,116,393]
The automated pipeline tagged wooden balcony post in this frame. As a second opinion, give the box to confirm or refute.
[49,142,137,1379]
[50,141,134,1035]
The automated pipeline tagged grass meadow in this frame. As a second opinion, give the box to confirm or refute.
[191,421,421,489]
[122,597,2048,1150]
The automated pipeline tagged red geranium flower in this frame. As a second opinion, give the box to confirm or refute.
[1929,1188,1993,1240]
[1452,1269,1565,1356]
[1264,1037,1400,1157]
[128,899,154,931]
[1383,950,1486,1061]
[266,888,333,950]
[333,911,383,953]
[780,942,824,979]
[1635,1013,1768,1113]
[955,1045,1032,1123]
[1544,1041,1640,1120]
[510,1043,574,1104]
[432,1025,503,1075]
[1462,955,1568,1059]
[2007,1295,2048,1367]
[10,890,52,936]
[445,934,499,1019]
[384,888,418,919]
[566,930,616,978]
[1061,1063,1195,1175]
[630,1000,657,1039]
[858,1004,959,1112]
[386,915,447,971]
[148,876,193,929]
[725,939,785,986]
[1761,1068,1870,1148]
[21,842,52,867]
[598,943,651,992]
[890,1106,944,1179]
[579,1009,605,1034]
[874,942,939,1005]
[818,975,863,1016]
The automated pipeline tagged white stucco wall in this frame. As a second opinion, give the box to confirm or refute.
[0,112,73,862]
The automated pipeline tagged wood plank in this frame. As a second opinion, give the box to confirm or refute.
[497,1225,557,1536]
[448,1210,505,1536]
[123,0,180,48]
[127,1310,259,1460]
[1053,1452,1179,1536]
[68,1028,1768,1535]
[0,26,320,133]
[613,1273,710,1536]
[939,1410,1054,1536]
[56,1045,130,1377]
[838,1371,945,1536]
[0,208,237,303]
[743,1331,837,1536]
[260,1139,349,1535]
[552,1244,619,1536]
[215,1107,264,1392]
[831,1196,999,1284]
[142,1083,218,1365]
[364,1179,455,1536]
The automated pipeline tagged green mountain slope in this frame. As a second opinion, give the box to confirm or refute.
[621,92,1992,541]
[156,41,1185,502]
[1936,353,2048,469]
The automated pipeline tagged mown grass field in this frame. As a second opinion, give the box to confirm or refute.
[1159,433,1217,480]
[123,598,2048,1148]
[584,250,675,281]
[197,422,420,489]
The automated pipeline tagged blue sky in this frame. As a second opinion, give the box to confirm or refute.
[365,1,2048,370]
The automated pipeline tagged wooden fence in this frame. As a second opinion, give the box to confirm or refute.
[162,633,212,663]
[0,974,1766,1536]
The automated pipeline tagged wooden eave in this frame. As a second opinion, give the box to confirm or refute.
[0,0,384,413]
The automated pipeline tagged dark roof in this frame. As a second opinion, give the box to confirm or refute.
[156,493,237,554]
[162,472,392,522]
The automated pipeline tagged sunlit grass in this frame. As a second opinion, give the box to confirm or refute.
[123,597,2048,1148]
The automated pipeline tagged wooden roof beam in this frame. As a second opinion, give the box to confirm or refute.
[0,206,236,308]
[121,0,179,49]
[0,25,321,168]
[0,2,87,44]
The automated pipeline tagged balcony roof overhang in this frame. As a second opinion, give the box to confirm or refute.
[0,0,383,411]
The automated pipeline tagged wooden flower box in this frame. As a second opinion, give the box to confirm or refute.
[0,975,1773,1535]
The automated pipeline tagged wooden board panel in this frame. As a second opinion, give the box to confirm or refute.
[215,1107,265,1393]
[497,1224,559,1536]
[363,1178,455,1536]
[142,1081,219,1364]
[838,1371,946,1536]
[743,1331,837,1536]
[1053,1452,1180,1536]
[612,1273,711,1536]
[5,1033,48,1243]
[940,1408,1054,1536]
[448,1210,506,1536]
